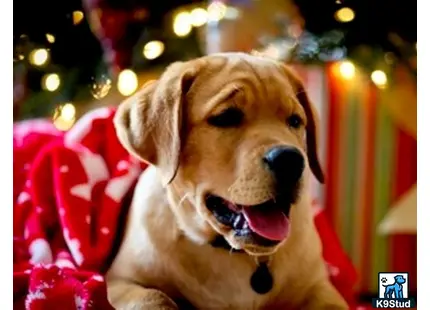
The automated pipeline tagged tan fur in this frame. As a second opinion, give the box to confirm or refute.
[107,53,348,309]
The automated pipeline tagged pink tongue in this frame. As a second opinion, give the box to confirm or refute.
[242,206,290,241]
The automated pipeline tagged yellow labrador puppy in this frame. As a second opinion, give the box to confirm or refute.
[107,53,348,310]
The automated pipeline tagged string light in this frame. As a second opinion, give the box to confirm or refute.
[190,8,208,27]
[143,40,165,60]
[46,34,56,43]
[338,61,356,79]
[42,73,61,92]
[73,11,85,25]
[117,69,138,96]
[207,1,227,22]
[173,11,192,37]
[29,48,49,66]
[371,70,388,88]
[334,7,355,23]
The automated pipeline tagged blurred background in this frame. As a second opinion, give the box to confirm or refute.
[13,0,417,302]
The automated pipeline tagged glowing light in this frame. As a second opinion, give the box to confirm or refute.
[173,12,192,37]
[61,103,76,121]
[42,73,61,92]
[53,117,75,131]
[190,8,208,27]
[73,11,85,25]
[334,7,355,23]
[117,69,138,96]
[338,61,356,79]
[143,40,165,60]
[46,33,55,43]
[371,70,388,88]
[91,76,112,99]
[207,2,227,22]
[53,103,76,131]
[224,7,240,20]
[29,48,49,66]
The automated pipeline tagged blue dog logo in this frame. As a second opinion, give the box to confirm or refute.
[382,275,406,299]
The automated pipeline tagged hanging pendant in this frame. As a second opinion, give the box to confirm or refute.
[250,262,273,294]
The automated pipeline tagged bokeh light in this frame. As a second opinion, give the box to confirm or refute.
[46,33,55,43]
[143,40,165,60]
[335,7,355,23]
[371,70,388,88]
[117,69,138,96]
[338,61,356,79]
[90,75,112,99]
[53,103,76,131]
[29,48,49,66]
[191,8,208,27]
[207,1,227,22]
[61,103,76,121]
[42,73,61,92]
[73,11,84,25]
[173,12,192,37]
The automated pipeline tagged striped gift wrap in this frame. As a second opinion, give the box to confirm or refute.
[292,63,417,294]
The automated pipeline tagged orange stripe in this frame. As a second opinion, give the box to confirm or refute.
[352,77,368,272]
[324,64,345,230]
[334,77,349,236]
[360,85,378,291]
[324,65,339,226]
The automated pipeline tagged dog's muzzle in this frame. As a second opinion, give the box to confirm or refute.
[205,145,305,249]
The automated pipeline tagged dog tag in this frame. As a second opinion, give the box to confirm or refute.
[250,262,273,294]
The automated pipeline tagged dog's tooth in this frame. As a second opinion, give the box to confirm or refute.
[242,219,249,229]
[233,215,242,229]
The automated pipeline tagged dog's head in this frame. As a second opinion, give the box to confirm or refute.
[394,275,406,284]
[114,53,324,256]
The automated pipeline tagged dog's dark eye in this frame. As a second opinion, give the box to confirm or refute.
[287,114,303,129]
[208,107,244,128]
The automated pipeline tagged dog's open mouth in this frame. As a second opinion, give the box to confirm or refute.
[205,194,292,247]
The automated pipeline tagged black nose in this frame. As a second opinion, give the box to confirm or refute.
[263,146,304,184]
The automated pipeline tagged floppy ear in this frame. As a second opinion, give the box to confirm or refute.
[281,66,325,184]
[114,62,196,185]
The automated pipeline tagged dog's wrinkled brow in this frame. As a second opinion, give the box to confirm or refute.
[203,85,242,115]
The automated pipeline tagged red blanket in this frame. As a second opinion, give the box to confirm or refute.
[13,107,368,309]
